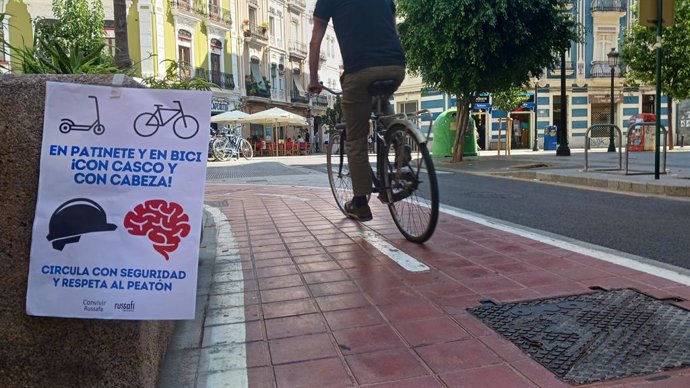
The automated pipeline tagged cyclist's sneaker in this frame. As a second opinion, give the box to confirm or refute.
[344,201,373,222]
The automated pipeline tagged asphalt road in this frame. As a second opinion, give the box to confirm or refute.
[436,171,690,269]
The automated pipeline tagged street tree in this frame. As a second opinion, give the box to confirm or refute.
[492,86,530,148]
[621,0,690,147]
[397,0,578,161]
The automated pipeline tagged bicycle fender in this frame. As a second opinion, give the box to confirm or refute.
[385,119,427,145]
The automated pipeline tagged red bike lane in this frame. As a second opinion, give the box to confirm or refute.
[191,183,690,388]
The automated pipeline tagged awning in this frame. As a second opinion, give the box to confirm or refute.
[250,62,267,92]
[293,74,307,97]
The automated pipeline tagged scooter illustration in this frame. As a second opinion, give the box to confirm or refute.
[59,96,105,135]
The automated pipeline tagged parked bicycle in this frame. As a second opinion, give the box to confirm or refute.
[318,81,439,243]
[212,127,253,161]
[134,100,199,139]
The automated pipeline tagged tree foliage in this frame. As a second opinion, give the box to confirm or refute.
[621,0,690,101]
[397,0,579,160]
[38,0,107,54]
[491,86,529,113]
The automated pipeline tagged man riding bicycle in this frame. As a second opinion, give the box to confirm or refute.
[308,0,405,222]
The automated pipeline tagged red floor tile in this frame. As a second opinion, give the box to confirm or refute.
[415,339,501,373]
[509,270,567,288]
[257,274,304,290]
[345,348,428,385]
[308,280,360,297]
[414,281,475,299]
[260,286,310,303]
[246,340,271,368]
[364,376,444,388]
[298,260,343,273]
[273,357,352,388]
[315,292,370,312]
[365,287,420,306]
[394,317,470,347]
[378,299,444,322]
[333,324,405,355]
[324,306,386,331]
[247,366,276,388]
[461,275,525,294]
[255,265,299,279]
[510,358,571,388]
[291,253,332,264]
[262,299,317,319]
[431,294,482,315]
[268,333,338,365]
[265,313,328,339]
[440,364,536,387]
[303,269,350,284]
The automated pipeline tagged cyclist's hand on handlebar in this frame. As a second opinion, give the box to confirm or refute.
[307,80,323,94]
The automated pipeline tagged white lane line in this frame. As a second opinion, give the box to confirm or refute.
[440,204,690,287]
[359,230,430,272]
[200,206,248,388]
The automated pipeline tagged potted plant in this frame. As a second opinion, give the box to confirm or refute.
[260,22,269,34]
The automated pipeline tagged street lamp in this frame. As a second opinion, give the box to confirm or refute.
[533,78,539,151]
[607,47,619,152]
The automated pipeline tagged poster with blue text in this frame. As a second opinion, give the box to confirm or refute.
[27,82,211,320]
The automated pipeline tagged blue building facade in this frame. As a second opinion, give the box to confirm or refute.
[393,0,672,150]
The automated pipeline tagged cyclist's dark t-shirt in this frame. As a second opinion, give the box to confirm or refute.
[313,0,405,75]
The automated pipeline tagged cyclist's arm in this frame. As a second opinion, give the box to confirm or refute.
[308,17,328,93]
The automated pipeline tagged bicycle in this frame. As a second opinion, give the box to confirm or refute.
[319,81,439,243]
[133,100,199,139]
[212,127,253,161]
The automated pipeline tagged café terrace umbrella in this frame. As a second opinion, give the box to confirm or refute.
[210,110,249,124]
[239,107,308,126]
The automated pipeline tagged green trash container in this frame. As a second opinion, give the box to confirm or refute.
[432,108,477,157]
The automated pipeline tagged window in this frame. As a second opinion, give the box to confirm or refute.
[595,33,616,61]
[210,53,221,85]
[398,101,418,114]
[248,7,257,27]
[269,16,275,39]
[642,94,655,113]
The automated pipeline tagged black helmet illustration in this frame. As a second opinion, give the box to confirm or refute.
[46,198,117,251]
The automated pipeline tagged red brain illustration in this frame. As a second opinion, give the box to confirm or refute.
[124,199,191,260]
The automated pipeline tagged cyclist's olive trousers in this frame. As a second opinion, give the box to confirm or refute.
[341,65,405,197]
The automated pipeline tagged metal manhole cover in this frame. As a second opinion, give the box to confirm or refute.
[469,288,690,385]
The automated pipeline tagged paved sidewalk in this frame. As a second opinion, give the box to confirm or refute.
[159,182,690,388]
[434,148,690,198]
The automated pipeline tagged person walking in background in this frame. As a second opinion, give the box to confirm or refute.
[307,0,406,222]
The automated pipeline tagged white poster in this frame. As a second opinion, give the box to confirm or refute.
[26,82,211,320]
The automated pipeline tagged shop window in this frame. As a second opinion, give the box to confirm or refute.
[642,94,655,113]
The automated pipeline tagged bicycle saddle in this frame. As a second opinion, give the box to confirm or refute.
[367,80,398,96]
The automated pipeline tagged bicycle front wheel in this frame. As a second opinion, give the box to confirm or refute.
[212,137,231,161]
[326,130,353,215]
[381,124,439,243]
[173,115,200,139]
[240,139,253,160]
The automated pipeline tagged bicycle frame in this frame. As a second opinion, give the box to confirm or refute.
[151,101,186,127]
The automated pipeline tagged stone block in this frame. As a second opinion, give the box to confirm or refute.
[0,75,174,387]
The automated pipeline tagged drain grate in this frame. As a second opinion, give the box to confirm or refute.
[469,288,690,385]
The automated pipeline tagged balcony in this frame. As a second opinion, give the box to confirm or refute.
[314,94,329,107]
[288,40,307,61]
[271,89,286,101]
[291,91,309,104]
[287,0,307,12]
[195,67,235,89]
[169,0,207,18]
[590,61,622,78]
[207,3,231,26]
[591,0,625,13]
[243,22,269,45]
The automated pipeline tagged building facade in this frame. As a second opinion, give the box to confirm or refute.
[1,0,342,144]
[394,0,675,150]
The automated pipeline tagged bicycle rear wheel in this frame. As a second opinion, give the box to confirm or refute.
[326,130,352,215]
[240,138,253,160]
[381,124,439,243]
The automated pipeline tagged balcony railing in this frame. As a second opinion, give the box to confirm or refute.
[244,22,268,41]
[207,3,231,25]
[591,0,625,13]
[288,40,308,57]
[314,94,329,106]
[590,61,622,78]
[271,89,286,101]
[287,0,306,9]
[193,67,235,89]
[291,90,309,104]
[170,0,208,17]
